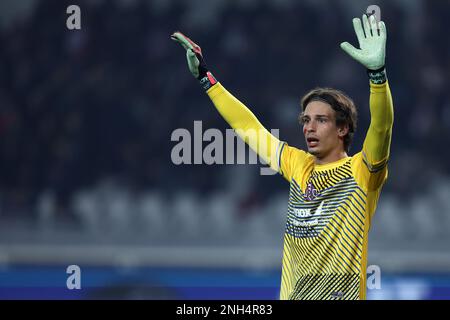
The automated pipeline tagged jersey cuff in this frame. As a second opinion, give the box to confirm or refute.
[369,80,389,93]
[206,82,224,99]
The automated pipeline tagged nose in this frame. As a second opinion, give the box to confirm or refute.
[303,120,316,134]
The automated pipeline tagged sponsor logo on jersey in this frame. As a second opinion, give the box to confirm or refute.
[292,201,325,227]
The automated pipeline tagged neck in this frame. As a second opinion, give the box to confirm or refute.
[314,150,348,165]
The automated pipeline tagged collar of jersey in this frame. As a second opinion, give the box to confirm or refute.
[313,156,350,171]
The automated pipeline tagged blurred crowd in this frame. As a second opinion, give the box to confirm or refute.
[0,0,449,230]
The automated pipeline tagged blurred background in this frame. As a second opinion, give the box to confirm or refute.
[0,0,449,300]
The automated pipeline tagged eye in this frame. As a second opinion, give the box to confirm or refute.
[318,118,327,123]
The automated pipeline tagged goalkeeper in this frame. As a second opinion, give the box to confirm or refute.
[171,14,394,300]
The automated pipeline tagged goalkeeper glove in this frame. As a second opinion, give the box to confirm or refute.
[171,31,217,91]
[340,14,387,84]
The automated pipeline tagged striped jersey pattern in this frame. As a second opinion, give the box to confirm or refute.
[278,143,387,300]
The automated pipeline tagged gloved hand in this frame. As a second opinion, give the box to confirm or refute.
[340,14,387,83]
[171,31,217,90]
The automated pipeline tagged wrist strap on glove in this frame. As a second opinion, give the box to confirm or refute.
[188,49,217,91]
[367,67,387,84]
[199,71,217,91]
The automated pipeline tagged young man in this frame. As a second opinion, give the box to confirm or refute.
[171,14,394,300]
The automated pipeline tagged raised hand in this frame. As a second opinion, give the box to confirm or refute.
[340,14,387,71]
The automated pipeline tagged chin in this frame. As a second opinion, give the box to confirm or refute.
[308,148,320,156]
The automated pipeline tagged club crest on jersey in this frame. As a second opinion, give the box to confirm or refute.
[305,182,319,201]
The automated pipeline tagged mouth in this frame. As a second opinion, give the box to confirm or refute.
[306,137,319,148]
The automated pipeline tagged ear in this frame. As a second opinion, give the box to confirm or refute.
[338,124,349,137]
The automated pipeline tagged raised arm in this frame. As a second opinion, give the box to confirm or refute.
[341,15,394,171]
[171,31,283,172]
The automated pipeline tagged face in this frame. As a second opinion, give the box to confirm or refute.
[301,100,347,159]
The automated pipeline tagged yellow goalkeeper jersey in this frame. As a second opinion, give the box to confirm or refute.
[207,81,393,300]
[278,145,388,300]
